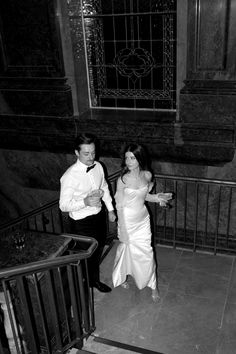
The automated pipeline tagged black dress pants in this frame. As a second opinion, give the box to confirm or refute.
[70,209,107,285]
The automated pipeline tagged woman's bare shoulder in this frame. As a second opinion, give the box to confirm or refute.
[143,170,152,182]
[121,174,129,184]
[117,175,126,186]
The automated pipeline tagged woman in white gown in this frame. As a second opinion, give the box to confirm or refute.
[112,144,172,301]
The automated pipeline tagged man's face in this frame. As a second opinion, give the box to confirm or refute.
[75,143,96,166]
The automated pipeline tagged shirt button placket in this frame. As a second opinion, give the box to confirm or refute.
[89,173,96,190]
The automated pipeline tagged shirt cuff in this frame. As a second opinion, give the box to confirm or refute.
[106,202,114,212]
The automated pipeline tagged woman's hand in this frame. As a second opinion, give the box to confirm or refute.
[108,210,116,222]
[145,192,173,205]
[157,192,173,205]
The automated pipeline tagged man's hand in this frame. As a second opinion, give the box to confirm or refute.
[84,195,102,207]
[84,189,104,207]
[108,210,116,222]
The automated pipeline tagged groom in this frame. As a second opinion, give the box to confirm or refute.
[59,133,116,292]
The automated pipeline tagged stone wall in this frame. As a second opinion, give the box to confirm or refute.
[1,147,236,225]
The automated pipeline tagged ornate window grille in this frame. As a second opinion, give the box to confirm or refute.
[71,0,176,110]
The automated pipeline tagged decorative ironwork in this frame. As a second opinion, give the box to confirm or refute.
[67,0,84,60]
[114,48,155,83]
[72,0,177,109]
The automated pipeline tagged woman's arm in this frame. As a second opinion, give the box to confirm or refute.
[115,177,126,210]
[143,170,173,205]
[145,192,173,205]
[144,170,154,192]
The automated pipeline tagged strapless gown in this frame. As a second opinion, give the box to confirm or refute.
[112,185,157,290]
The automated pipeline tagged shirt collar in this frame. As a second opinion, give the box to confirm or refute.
[76,159,96,172]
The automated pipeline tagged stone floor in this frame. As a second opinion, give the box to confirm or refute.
[83,241,236,354]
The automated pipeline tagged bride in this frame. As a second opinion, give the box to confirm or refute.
[112,143,172,301]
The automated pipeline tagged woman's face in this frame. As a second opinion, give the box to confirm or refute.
[125,151,139,171]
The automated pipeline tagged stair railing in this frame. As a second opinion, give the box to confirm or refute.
[0,171,120,240]
[1,171,236,353]
[152,174,236,254]
[0,234,97,354]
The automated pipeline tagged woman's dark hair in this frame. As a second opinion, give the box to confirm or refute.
[74,133,97,152]
[121,143,150,179]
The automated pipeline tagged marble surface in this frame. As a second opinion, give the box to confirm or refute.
[0,231,70,270]
[83,241,236,354]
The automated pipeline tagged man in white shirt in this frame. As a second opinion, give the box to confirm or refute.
[59,133,116,292]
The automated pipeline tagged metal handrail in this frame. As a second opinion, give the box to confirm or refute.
[0,234,98,279]
[0,170,121,234]
[1,170,236,352]
[0,200,60,232]
[0,234,98,354]
[0,170,120,353]
[155,173,236,186]
[153,173,236,254]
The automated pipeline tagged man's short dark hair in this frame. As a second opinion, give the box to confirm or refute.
[74,133,97,151]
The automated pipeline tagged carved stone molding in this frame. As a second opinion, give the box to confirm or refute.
[178,0,236,155]
[187,0,236,80]
[180,80,236,125]
[181,80,236,95]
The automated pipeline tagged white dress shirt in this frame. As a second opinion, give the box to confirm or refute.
[59,159,114,220]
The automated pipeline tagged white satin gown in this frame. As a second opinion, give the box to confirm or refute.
[112,185,157,290]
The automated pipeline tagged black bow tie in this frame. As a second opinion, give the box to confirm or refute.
[86,164,96,173]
